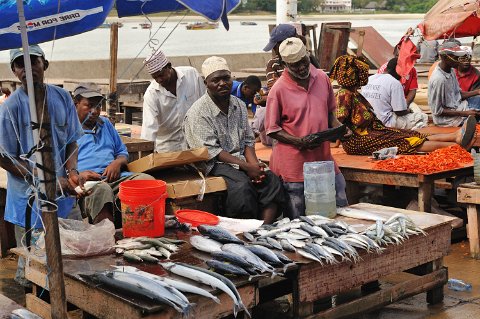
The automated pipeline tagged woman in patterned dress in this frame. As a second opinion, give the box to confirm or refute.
[330,55,476,155]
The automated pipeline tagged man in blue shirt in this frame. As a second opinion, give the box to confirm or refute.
[0,45,84,286]
[230,75,261,114]
[74,83,154,224]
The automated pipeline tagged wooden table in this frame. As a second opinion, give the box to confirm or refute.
[259,203,454,318]
[13,231,257,319]
[255,144,473,213]
[120,136,154,162]
[333,149,473,213]
[457,182,480,258]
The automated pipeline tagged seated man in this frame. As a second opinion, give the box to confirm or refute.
[454,46,480,92]
[429,42,480,127]
[183,57,285,224]
[141,49,205,152]
[73,83,154,224]
[230,75,261,114]
[362,58,428,130]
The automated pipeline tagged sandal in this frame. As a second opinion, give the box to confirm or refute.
[460,115,476,148]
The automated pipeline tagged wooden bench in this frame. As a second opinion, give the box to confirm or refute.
[457,182,480,258]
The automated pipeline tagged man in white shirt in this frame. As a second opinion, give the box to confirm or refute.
[141,49,205,152]
[362,58,428,130]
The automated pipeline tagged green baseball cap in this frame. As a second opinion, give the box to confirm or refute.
[10,44,45,64]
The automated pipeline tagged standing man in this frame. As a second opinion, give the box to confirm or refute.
[73,83,154,224]
[0,45,84,286]
[183,57,284,224]
[429,42,480,127]
[362,58,428,130]
[265,38,348,218]
[141,49,205,152]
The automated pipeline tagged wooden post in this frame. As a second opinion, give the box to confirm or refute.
[357,30,366,57]
[36,85,68,318]
[108,22,119,123]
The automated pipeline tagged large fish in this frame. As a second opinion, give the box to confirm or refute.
[206,260,252,277]
[161,262,249,317]
[113,266,220,304]
[211,251,259,274]
[190,235,223,253]
[197,225,245,244]
[222,244,276,275]
[86,272,191,314]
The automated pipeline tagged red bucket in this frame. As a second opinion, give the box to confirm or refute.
[119,180,167,238]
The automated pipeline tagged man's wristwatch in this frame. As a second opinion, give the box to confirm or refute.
[66,168,79,178]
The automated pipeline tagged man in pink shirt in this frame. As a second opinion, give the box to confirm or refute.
[265,38,348,218]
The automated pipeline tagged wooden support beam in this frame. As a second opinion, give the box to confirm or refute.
[304,268,447,319]
[108,22,119,122]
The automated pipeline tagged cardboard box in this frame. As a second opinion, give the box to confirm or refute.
[158,169,227,199]
[127,147,209,173]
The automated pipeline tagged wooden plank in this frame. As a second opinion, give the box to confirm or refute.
[458,186,480,204]
[26,293,52,319]
[340,168,419,187]
[296,223,451,303]
[0,294,25,316]
[349,26,394,68]
[317,22,351,70]
[466,204,480,258]
[304,268,447,319]
[457,182,480,190]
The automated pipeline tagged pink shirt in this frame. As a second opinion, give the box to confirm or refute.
[265,65,339,182]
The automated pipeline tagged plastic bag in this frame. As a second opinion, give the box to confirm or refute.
[38,218,115,257]
[372,147,398,160]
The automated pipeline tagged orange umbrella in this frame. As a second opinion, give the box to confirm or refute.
[419,0,480,40]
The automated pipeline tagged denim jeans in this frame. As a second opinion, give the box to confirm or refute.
[467,95,480,110]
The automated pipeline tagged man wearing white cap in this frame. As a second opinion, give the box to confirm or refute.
[429,42,480,127]
[265,37,348,219]
[183,56,284,224]
[141,49,205,152]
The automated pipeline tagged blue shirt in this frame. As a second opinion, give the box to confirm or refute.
[231,81,257,114]
[0,85,83,228]
[77,116,131,178]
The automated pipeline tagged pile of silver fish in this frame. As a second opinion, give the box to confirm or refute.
[114,236,185,263]
[362,213,427,245]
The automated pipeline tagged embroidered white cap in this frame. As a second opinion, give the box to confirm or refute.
[144,49,169,75]
[201,56,230,79]
[279,37,307,64]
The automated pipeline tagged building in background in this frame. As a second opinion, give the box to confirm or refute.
[321,0,352,12]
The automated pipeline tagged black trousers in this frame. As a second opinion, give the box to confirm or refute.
[210,163,285,219]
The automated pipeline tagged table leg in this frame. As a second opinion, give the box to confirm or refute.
[418,182,433,213]
[407,258,445,304]
[124,107,133,124]
[345,181,361,205]
[467,204,480,259]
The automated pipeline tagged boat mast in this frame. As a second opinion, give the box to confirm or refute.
[276,0,298,24]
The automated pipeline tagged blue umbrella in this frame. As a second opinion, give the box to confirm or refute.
[0,0,240,51]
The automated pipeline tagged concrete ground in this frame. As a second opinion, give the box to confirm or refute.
[1,241,479,318]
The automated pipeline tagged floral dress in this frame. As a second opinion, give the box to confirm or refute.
[335,88,428,155]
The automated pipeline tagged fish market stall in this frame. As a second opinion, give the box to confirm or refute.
[12,203,456,318]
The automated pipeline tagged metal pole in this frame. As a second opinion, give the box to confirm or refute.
[108,22,119,123]
[16,1,68,318]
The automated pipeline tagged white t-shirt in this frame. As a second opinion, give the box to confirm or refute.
[141,66,205,152]
[361,73,408,127]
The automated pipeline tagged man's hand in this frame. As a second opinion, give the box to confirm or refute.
[102,160,122,183]
[243,162,266,183]
[465,109,480,117]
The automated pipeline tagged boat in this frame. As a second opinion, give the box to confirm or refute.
[139,23,152,29]
[186,21,219,30]
[240,21,257,26]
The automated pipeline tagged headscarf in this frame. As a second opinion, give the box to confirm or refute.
[330,55,369,88]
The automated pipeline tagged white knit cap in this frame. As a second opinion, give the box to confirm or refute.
[144,49,169,75]
[279,37,307,64]
[202,56,230,79]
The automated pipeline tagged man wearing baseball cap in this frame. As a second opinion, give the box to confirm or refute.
[0,44,84,286]
[183,56,284,224]
[72,83,154,224]
[265,38,348,218]
[141,49,205,152]
[429,41,480,127]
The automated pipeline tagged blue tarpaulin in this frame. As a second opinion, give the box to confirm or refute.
[0,0,240,51]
